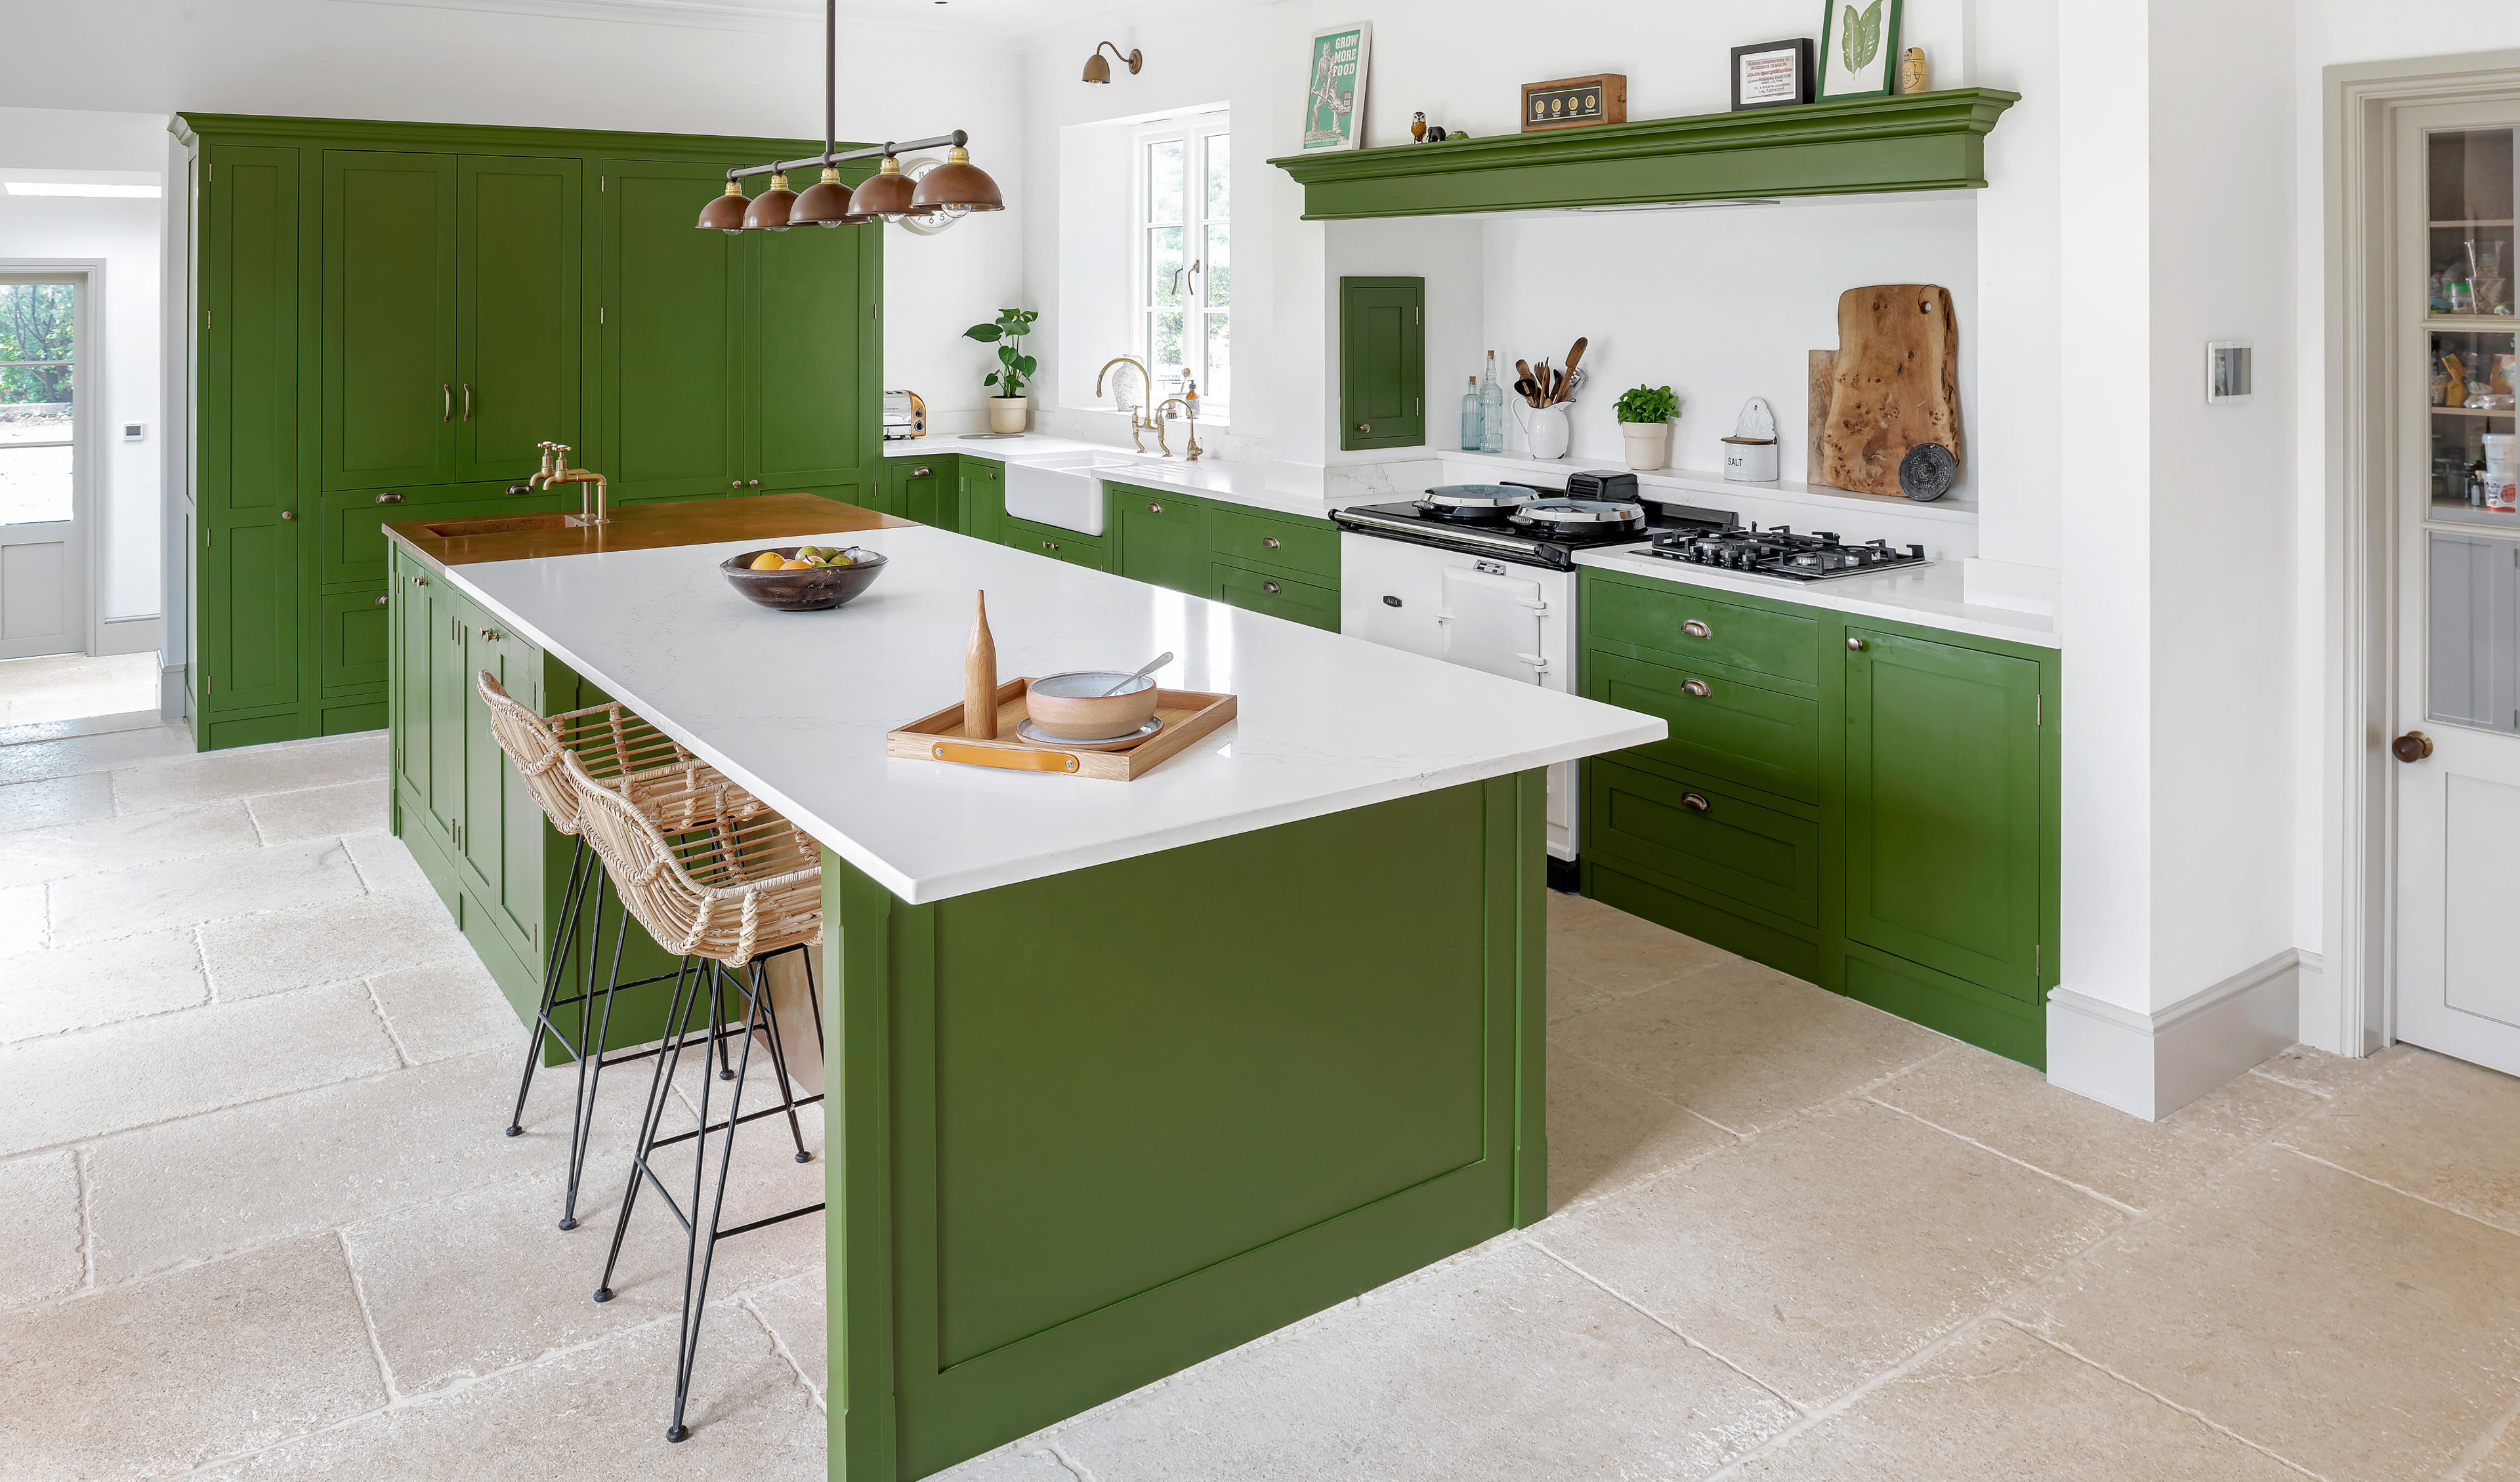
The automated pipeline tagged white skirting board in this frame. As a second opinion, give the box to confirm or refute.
[97,615,163,657]
[2046,949,2315,1120]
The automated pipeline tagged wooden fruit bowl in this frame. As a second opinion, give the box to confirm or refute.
[720,546,887,611]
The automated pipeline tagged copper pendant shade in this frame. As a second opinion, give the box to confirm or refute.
[789,165,856,227]
[697,179,748,233]
[847,156,923,222]
[909,144,1005,216]
[742,171,797,231]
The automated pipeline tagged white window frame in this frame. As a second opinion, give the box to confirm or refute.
[1132,111,1229,424]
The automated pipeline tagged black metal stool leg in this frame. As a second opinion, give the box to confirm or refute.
[747,952,812,1164]
[504,837,591,1137]
[593,956,704,1305]
[667,960,773,1443]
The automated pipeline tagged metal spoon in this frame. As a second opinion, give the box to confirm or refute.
[1102,651,1174,695]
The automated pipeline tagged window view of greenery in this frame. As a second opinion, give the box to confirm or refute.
[0,282,77,525]
[1140,117,1228,416]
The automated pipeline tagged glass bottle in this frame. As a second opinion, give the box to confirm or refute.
[1479,351,1504,454]
[1459,375,1483,451]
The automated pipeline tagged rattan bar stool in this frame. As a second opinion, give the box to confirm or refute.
[557,747,827,1444]
[476,672,702,1230]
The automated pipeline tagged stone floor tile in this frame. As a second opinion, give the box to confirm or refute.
[2477,1426,2520,1482]
[1732,1319,2302,1481]
[0,1149,83,1307]
[249,779,391,844]
[1547,1048,1735,1213]
[744,1267,827,1403]
[0,707,166,748]
[49,836,368,945]
[0,651,156,726]
[1542,1098,2122,1408]
[191,1302,826,1481]
[83,1049,640,1283]
[1553,958,1947,1134]
[1547,967,1616,1024]
[0,882,48,955]
[108,732,386,814]
[343,829,436,895]
[0,800,262,889]
[1872,1044,2322,1210]
[0,770,112,833]
[198,890,468,1000]
[0,1236,387,1480]
[0,722,193,786]
[2006,1145,2520,1481]
[0,980,400,1158]
[0,928,207,1042]
[2250,1040,2408,1096]
[1053,1241,1795,1481]
[1547,891,1736,995]
[2277,1048,2520,1233]
[343,1103,824,1395]
[934,1451,1082,1482]
[367,957,526,1063]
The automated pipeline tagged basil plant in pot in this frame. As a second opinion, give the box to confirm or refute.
[1615,384,1680,472]
[964,308,1040,434]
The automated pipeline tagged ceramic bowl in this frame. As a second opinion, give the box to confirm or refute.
[1026,672,1160,740]
[720,546,887,612]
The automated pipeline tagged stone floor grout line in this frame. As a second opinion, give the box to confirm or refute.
[1527,1240,1813,1418]
[360,974,419,1068]
[0,983,220,1050]
[736,1286,825,1412]
[1999,1318,2335,1481]
[337,1226,406,1405]
[1860,1092,2145,1216]
[240,794,273,848]
[2269,1143,2520,1240]
[0,970,425,1058]
[2439,1380,2520,1480]
[1044,1441,1102,1481]
[72,1144,96,1295]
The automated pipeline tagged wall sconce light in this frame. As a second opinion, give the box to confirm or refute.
[1082,42,1143,84]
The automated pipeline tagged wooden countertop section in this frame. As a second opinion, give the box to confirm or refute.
[384,493,913,567]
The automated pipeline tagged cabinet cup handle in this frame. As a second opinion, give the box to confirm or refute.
[1847,636,1866,651]
[1356,422,1370,432]
[1264,580,1282,594]
[375,491,404,504]
[1263,535,1282,549]
[1681,792,1712,813]
[1681,619,1712,639]
[442,384,452,422]
[1681,678,1712,699]
[374,594,389,607]
[1148,502,1164,514]
[911,466,933,476]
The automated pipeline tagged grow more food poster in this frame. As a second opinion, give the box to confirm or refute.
[1302,23,1369,151]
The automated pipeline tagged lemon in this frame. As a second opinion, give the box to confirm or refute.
[748,551,784,571]
[780,558,814,570]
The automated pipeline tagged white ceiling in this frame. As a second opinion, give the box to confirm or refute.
[341,0,1226,49]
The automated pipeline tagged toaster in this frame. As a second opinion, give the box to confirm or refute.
[881,389,927,441]
[1565,468,1640,503]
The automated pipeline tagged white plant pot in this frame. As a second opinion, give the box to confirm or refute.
[1526,403,1572,461]
[988,396,1028,434]
[1620,421,1672,472]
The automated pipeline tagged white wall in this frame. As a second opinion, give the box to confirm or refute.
[0,108,170,640]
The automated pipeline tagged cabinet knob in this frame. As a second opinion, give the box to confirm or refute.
[1847,636,1866,651]
[730,480,742,490]
[749,479,761,488]
[1681,678,1712,699]
[1681,619,1712,639]
[1041,540,1059,551]
[1148,502,1164,514]
[1264,580,1282,594]
[911,466,933,477]
[2392,731,2434,763]
[280,510,295,520]
[478,628,501,642]
[375,491,404,504]
[1681,792,1712,814]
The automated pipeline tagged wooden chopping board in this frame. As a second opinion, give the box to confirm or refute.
[1817,285,1964,497]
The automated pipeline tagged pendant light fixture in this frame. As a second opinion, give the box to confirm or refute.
[694,0,1001,235]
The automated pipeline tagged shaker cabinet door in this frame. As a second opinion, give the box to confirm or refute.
[324,150,459,491]
[747,223,878,493]
[595,158,747,503]
[457,154,580,484]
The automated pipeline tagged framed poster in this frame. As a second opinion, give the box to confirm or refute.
[1731,39,1813,110]
[1817,0,1902,99]
[1301,22,1371,152]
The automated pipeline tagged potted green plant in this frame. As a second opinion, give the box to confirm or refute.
[963,308,1040,434]
[1615,384,1679,471]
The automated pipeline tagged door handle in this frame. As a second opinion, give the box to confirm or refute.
[442,384,452,422]
[1681,678,1712,698]
[461,383,473,421]
[375,491,404,504]
[2392,731,2434,763]
[1681,619,1712,639]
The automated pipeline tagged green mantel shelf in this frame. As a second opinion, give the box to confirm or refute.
[1268,88,2019,220]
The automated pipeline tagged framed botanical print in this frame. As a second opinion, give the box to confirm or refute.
[1300,22,1372,152]
[1818,0,1902,99]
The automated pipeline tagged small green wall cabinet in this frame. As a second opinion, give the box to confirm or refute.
[1339,277,1424,451]
[1580,567,2059,1067]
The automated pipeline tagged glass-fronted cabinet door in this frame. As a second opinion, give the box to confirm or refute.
[2425,125,2515,523]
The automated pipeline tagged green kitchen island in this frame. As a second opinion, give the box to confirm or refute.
[393,507,1660,1478]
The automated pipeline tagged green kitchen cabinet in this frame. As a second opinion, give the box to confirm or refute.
[890,455,957,529]
[1111,482,1210,596]
[959,456,1001,541]
[1580,567,2057,1067]
[1002,515,1106,571]
[457,155,580,484]
[1338,276,1424,451]
[596,157,747,505]
[323,150,457,492]
[320,587,393,695]
[749,222,878,505]
[1211,562,1338,631]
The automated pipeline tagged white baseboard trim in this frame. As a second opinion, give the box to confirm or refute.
[2047,949,2308,1120]
[159,661,188,721]
[97,615,163,657]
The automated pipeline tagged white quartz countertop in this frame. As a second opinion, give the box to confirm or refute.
[887,435,1335,521]
[438,525,1662,903]
[1576,546,2061,650]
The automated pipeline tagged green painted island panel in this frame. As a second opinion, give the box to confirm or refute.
[827,771,1548,1479]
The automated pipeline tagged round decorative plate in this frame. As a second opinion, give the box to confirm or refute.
[1899,443,1958,502]
[1015,716,1164,752]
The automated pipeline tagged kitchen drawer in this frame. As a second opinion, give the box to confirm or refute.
[1003,516,1106,571]
[320,586,393,693]
[1211,562,1338,631]
[1587,649,1820,805]
[320,483,563,588]
[1586,577,1820,686]
[1589,759,1818,926]
[1211,506,1338,581]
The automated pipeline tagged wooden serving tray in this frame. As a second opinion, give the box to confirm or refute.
[886,678,1237,780]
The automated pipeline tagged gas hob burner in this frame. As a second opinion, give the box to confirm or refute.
[1646,524,1931,583]
[1508,499,1647,539]
[1414,484,1538,522]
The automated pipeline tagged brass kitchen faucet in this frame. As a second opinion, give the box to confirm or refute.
[1154,398,1202,461]
[1095,356,1163,455]
[536,442,610,527]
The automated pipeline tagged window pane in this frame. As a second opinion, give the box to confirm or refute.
[1147,140,1184,225]
[1152,310,1185,375]
[1205,134,1230,220]
[1202,312,1230,406]
[1202,224,1230,309]
[1150,226,1184,308]
[0,444,73,525]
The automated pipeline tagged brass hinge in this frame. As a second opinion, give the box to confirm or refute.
[206,162,213,182]
[205,527,213,546]
[598,306,605,325]
[1414,306,1421,325]
[204,310,213,329]
[2034,943,2042,977]
[873,302,880,320]
[2036,694,2043,726]
[1415,397,1422,415]
[600,175,606,191]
